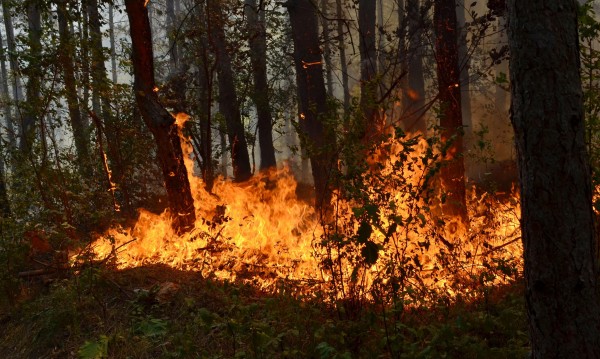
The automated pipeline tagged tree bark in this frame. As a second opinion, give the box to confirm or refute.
[434,0,467,222]
[286,0,337,211]
[245,0,277,170]
[2,0,23,122]
[321,0,334,96]
[125,0,196,232]
[208,0,252,181]
[507,0,600,357]
[57,0,91,175]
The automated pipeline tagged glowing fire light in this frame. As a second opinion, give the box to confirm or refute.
[82,114,523,300]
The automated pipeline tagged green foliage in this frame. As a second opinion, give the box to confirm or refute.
[78,335,109,359]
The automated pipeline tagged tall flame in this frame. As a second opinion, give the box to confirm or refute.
[85,115,522,299]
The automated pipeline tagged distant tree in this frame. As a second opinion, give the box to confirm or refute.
[21,0,42,154]
[125,0,196,232]
[507,0,600,357]
[57,0,91,176]
[434,0,467,222]
[403,0,426,133]
[245,0,277,170]
[335,0,350,115]
[208,0,252,182]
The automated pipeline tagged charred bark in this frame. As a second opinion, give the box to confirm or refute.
[507,0,600,357]
[125,0,196,232]
[434,0,467,222]
[286,0,337,211]
[245,0,277,170]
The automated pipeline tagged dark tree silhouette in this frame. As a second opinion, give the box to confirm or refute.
[508,0,600,357]
[125,0,196,232]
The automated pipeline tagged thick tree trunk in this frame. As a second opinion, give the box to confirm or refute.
[403,0,426,133]
[358,0,382,141]
[507,0,600,357]
[245,0,277,170]
[125,0,196,232]
[21,0,42,154]
[434,0,467,222]
[287,0,337,211]
[208,0,252,181]
[57,0,91,175]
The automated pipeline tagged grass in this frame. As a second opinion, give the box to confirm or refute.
[0,263,529,359]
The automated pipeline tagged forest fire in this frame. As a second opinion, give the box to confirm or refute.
[84,123,523,301]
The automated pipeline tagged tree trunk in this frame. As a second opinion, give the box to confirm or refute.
[358,0,381,141]
[434,0,467,222]
[403,0,426,133]
[507,0,600,357]
[456,1,472,149]
[245,0,277,170]
[109,3,118,84]
[0,27,14,148]
[2,0,23,121]
[57,0,91,175]
[336,0,350,115]
[21,0,42,154]
[125,0,196,232]
[321,0,334,96]
[208,0,252,181]
[287,0,337,211]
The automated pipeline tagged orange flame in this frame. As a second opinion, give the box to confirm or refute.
[82,118,522,300]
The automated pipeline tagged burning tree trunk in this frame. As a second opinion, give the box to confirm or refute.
[244,0,277,170]
[286,0,337,211]
[125,0,196,232]
[507,0,600,357]
[434,0,467,222]
[208,0,252,182]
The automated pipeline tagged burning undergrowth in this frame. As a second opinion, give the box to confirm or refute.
[78,124,522,304]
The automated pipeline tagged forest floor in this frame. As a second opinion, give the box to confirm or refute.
[0,263,529,359]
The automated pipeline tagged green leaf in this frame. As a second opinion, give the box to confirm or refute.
[78,335,109,359]
[136,318,168,338]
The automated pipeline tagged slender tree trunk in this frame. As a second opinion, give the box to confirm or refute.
[403,0,426,133]
[2,0,23,117]
[21,0,42,154]
[321,0,334,96]
[109,3,118,84]
[508,0,600,357]
[358,0,381,141]
[208,0,252,181]
[287,0,337,211]
[456,1,472,146]
[125,0,196,232]
[245,0,276,170]
[57,0,91,175]
[434,0,467,222]
[0,29,14,148]
[336,0,350,115]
